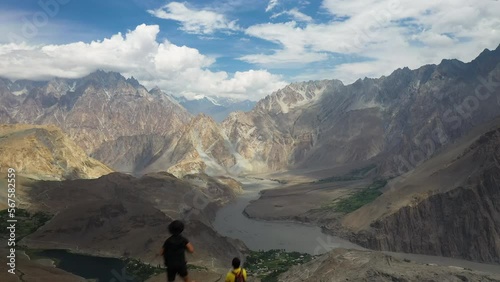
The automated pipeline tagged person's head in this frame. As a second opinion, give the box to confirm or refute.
[232,257,241,269]
[168,220,184,236]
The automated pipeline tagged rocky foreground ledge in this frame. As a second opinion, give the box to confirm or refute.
[278,248,500,282]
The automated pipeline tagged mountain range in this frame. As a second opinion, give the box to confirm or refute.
[1,44,500,281]
[1,46,499,178]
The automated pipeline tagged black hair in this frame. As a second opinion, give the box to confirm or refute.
[168,220,184,236]
[232,257,241,269]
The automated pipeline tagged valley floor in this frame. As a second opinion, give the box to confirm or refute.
[1,174,499,281]
[236,175,500,276]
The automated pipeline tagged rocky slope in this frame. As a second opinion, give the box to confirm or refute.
[0,72,244,177]
[0,124,112,180]
[19,172,246,269]
[278,249,500,282]
[222,45,500,175]
[0,71,192,172]
[91,114,237,177]
[122,114,248,177]
[243,119,500,264]
[91,133,176,175]
[342,121,500,263]
[222,80,344,172]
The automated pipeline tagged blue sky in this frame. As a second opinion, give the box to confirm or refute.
[0,0,499,100]
[0,0,333,72]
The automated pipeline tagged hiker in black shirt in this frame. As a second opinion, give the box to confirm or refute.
[159,220,195,282]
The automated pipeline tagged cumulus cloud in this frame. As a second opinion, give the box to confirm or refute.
[266,0,280,12]
[0,24,286,100]
[243,0,500,82]
[271,8,313,22]
[148,2,239,34]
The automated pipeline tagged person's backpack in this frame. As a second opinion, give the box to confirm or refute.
[234,269,245,282]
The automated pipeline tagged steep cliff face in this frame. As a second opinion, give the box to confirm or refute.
[358,175,500,263]
[0,124,112,180]
[345,126,500,263]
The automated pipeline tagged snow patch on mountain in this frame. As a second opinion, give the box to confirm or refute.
[12,88,28,96]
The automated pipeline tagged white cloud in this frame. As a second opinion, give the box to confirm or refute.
[241,21,328,66]
[271,8,313,22]
[148,2,239,34]
[0,24,286,101]
[242,0,500,82]
[241,48,328,66]
[266,0,280,12]
[0,42,35,55]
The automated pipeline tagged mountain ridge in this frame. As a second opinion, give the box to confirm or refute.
[1,45,499,177]
[0,124,112,180]
[220,44,500,175]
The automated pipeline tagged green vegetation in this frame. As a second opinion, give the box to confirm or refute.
[316,164,377,183]
[245,249,314,282]
[323,179,388,213]
[124,258,165,281]
[0,208,52,241]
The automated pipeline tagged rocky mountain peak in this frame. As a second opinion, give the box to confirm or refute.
[149,86,162,95]
[126,76,141,88]
[468,44,500,74]
[255,79,340,114]
[79,70,152,98]
[435,59,467,78]
[81,70,138,91]
[191,113,216,124]
[477,44,500,58]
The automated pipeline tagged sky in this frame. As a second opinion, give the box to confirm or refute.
[0,0,499,100]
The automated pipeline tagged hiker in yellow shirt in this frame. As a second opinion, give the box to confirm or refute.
[225,257,247,282]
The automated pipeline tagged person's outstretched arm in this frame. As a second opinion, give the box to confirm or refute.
[186,242,194,253]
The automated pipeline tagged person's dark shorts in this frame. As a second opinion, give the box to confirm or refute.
[167,265,188,281]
